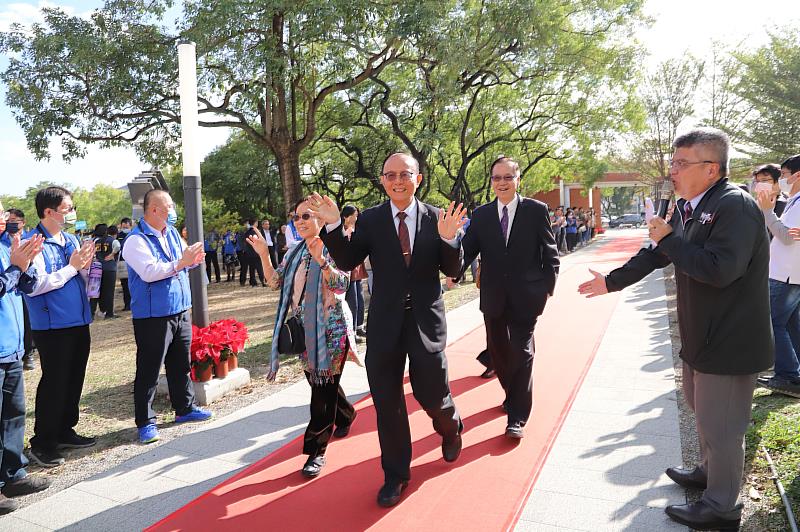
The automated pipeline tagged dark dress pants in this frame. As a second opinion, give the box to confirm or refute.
[133,311,196,428]
[30,325,91,451]
[90,269,117,316]
[21,300,34,355]
[0,360,28,488]
[120,278,131,310]
[205,252,221,282]
[484,298,546,426]
[303,369,355,457]
[366,308,462,482]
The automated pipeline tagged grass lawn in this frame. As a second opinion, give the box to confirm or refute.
[742,388,800,531]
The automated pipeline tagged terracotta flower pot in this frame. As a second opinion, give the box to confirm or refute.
[228,354,238,371]
[215,360,229,379]
[194,365,213,383]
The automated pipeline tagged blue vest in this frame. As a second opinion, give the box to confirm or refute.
[24,224,92,330]
[127,220,192,319]
[0,238,25,361]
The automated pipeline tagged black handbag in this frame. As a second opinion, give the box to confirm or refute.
[278,315,306,354]
[277,257,309,355]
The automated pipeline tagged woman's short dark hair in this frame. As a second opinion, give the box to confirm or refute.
[341,204,359,219]
[107,225,118,236]
[292,198,308,213]
[753,163,781,182]
[35,186,72,219]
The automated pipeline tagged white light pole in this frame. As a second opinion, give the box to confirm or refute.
[177,40,209,327]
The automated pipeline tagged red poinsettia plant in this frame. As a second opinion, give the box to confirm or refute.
[190,318,249,380]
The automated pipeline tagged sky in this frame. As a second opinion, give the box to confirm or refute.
[0,0,799,197]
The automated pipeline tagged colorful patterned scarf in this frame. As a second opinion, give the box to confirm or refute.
[268,241,333,384]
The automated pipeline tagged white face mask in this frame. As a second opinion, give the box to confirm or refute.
[779,177,793,195]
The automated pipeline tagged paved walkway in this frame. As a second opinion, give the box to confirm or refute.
[1,230,688,531]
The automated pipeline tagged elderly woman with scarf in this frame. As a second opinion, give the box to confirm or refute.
[248,198,360,479]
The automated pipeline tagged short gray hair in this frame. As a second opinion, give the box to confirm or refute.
[672,127,730,176]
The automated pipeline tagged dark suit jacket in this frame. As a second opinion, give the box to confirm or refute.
[461,197,560,321]
[321,199,462,354]
[605,178,774,375]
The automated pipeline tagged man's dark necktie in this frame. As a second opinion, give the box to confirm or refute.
[500,205,509,242]
[397,211,411,267]
[684,202,693,222]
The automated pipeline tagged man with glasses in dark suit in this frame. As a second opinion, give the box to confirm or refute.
[310,152,466,509]
[459,156,559,440]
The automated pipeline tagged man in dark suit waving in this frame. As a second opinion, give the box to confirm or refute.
[460,156,559,439]
[310,152,466,508]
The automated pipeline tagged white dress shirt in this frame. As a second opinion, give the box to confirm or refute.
[497,194,520,244]
[28,230,89,297]
[122,221,187,283]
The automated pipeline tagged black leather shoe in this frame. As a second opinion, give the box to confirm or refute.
[665,501,740,531]
[665,465,707,490]
[480,368,496,379]
[0,494,18,515]
[301,455,326,478]
[505,421,524,439]
[377,479,408,508]
[442,433,462,462]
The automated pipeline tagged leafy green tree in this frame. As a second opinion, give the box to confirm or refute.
[629,55,705,184]
[0,1,446,214]
[730,33,800,159]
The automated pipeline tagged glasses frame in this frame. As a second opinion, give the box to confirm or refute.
[490,174,518,182]
[291,212,315,222]
[382,171,416,182]
[668,159,717,171]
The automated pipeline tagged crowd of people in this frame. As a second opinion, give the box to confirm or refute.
[2,129,800,527]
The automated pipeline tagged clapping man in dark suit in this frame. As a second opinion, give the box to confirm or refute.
[460,157,559,439]
[310,152,466,508]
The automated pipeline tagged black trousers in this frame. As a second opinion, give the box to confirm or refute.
[120,277,131,310]
[132,311,196,428]
[366,309,462,482]
[205,252,220,282]
[91,269,117,316]
[30,325,91,451]
[267,246,278,269]
[303,370,355,457]
[484,299,545,426]
[239,255,265,286]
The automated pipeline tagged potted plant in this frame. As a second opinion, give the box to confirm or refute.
[190,319,249,382]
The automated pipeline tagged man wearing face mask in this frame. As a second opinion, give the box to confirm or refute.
[122,189,212,444]
[3,209,36,371]
[756,155,800,398]
[0,202,50,513]
[24,187,98,467]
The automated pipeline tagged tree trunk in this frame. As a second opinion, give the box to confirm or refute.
[275,145,303,216]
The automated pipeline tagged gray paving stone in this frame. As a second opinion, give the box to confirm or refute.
[0,516,51,531]
[519,489,617,531]
[72,467,190,504]
[10,487,138,529]
[515,520,584,531]
[613,503,689,531]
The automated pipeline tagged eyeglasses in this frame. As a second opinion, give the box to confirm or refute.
[490,174,517,182]
[382,171,416,182]
[292,213,315,222]
[668,159,717,171]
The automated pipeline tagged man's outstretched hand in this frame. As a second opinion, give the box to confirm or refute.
[438,201,467,240]
[578,268,608,298]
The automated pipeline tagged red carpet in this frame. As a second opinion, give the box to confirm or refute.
[149,234,646,532]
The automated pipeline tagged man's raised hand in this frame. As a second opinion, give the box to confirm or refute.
[438,201,467,240]
[306,193,341,225]
[70,240,95,270]
[178,242,205,270]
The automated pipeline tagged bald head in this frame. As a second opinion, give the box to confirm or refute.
[382,153,420,174]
